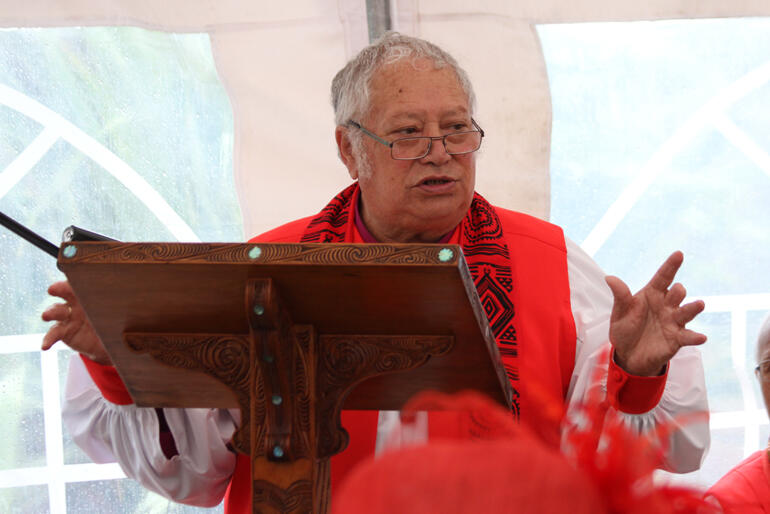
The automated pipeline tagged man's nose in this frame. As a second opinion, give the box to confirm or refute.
[421,136,451,164]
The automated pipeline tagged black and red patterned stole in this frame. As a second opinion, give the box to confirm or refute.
[301,183,519,416]
[300,184,357,243]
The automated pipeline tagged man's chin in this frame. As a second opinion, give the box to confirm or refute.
[410,206,467,234]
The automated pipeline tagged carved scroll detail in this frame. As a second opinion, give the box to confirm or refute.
[247,362,266,457]
[60,242,458,266]
[290,326,314,458]
[315,335,454,458]
[253,479,313,513]
[124,333,255,451]
[125,334,250,389]
[62,243,255,263]
[254,243,455,265]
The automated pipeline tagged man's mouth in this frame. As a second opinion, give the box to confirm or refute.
[420,178,454,186]
[416,177,457,193]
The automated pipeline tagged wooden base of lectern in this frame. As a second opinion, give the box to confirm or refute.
[126,279,452,512]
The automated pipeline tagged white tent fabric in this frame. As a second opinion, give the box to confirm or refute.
[3,1,769,234]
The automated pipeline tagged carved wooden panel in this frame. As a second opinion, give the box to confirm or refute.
[252,476,313,514]
[289,326,314,458]
[248,243,458,266]
[58,241,460,266]
[315,334,454,458]
[123,333,255,452]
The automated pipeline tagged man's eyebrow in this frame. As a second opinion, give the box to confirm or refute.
[385,108,470,122]
[441,108,470,118]
[385,112,424,122]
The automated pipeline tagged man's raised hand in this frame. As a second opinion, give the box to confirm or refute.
[605,251,706,377]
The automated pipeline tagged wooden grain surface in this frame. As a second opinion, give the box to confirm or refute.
[58,242,511,410]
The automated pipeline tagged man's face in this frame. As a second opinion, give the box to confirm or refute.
[345,59,477,243]
[759,338,770,415]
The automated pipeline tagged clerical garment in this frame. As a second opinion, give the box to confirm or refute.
[705,450,770,513]
[62,184,709,511]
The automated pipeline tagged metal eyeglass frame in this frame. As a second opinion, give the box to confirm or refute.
[756,359,770,380]
[347,118,485,160]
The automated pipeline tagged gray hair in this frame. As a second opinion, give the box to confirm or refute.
[331,32,476,127]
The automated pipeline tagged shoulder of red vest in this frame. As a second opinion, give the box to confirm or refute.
[491,205,566,252]
[248,215,315,243]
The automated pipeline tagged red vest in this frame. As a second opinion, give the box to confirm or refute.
[224,203,576,513]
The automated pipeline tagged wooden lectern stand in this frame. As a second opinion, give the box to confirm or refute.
[58,242,511,514]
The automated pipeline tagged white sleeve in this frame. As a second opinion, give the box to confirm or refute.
[62,354,239,507]
[563,237,710,473]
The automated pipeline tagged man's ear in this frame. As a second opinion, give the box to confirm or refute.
[335,126,359,180]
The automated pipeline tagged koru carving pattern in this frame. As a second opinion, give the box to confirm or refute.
[60,242,256,263]
[253,478,313,513]
[124,333,254,452]
[315,334,454,458]
[253,243,455,265]
[59,241,457,266]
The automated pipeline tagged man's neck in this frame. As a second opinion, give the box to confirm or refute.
[354,198,457,244]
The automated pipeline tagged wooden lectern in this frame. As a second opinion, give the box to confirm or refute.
[58,241,511,514]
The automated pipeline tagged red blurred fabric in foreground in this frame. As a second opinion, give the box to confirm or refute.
[333,358,714,514]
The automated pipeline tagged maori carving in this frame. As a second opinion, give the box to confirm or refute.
[125,333,250,391]
[252,243,457,266]
[289,326,314,458]
[60,242,255,263]
[315,334,454,458]
[251,327,315,462]
[313,459,331,513]
[253,479,313,513]
[59,242,460,266]
[247,362,266,457]
[246,279,315,463]
[124,333,255,452]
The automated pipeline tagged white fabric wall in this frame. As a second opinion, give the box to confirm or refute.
[4,0,769,237]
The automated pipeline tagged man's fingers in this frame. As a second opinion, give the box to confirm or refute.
[41,302,72,323]
[41,324,65,351]
[47,281,76,303]
[664,283,687,307]
[676,300,706,326]
[648,251,684,292]
[678,328,707,347]
[605,275,632,302]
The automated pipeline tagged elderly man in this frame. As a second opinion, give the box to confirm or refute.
[43,33,709,512]
[705,313,770,512]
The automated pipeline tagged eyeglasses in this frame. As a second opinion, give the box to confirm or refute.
[755,359,770,381]
[348,119,485,160]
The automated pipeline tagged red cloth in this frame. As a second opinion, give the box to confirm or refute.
[80,355,133,405]
[706,450,770,513]
[333,437,602,514]
[333,391,712,514]
[331,391,601,514]
[607,348,668,414]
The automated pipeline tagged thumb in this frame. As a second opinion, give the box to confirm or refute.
[605,275,633,315]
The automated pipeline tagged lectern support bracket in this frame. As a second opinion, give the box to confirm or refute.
[125,278,454,514]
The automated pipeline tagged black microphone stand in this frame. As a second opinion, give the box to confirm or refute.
[0,211,115,258]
